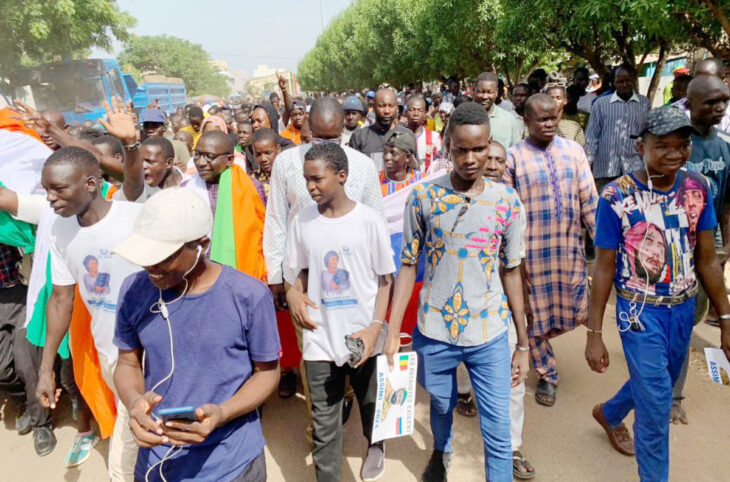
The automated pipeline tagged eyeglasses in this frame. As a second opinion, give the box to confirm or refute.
[193,151,231,162]
[311,136,342,146]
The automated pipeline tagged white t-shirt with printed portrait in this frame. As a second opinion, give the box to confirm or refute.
[287,203,395,366]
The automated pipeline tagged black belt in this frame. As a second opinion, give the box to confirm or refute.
[616,283,699,307]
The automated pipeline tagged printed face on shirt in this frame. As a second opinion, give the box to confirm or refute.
[474,80,498,112]
[447,124,491,182]
[682,188,704,232]
[193,136,233,183]
[41,162,97,217]
[252,138,280,174]
[484,142,507,182]
[251,108,271,131]
[85,257,98,277]
[637,132,691,178]
[141,144,173,187]
[634,224,667,285]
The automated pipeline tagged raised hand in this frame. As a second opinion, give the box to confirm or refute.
[98,96,138,145]
[277,71,288,92]
[10,100,50,136]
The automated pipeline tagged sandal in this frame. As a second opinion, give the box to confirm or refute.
[535,379,557,407]
[670,401,688,425]
[456,392,477,417]
[278,371,297,399]
[513,450,535,479]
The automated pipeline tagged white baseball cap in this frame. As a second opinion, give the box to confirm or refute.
[113,187,213,267]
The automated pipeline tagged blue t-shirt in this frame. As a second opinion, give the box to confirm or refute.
[114,265,280,482]
[594,170,717,297]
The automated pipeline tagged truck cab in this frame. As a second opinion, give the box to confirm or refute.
[9,59,131,125]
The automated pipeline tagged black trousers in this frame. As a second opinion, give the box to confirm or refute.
[1,284,51,428]
[305,356,378,482]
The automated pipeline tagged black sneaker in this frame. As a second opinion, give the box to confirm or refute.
[422,449,452,482]
[342,397,354,425]
[16,410,32,435]
[33,426,57,456]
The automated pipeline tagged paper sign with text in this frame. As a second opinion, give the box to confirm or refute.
[704,348,730,386]
[372,352,418,442]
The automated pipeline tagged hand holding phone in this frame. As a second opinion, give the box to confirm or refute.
[158,406,197,422]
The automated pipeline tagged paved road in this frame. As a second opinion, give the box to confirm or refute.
[2,295,729,481]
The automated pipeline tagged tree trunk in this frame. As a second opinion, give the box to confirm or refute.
[646,42,668,105]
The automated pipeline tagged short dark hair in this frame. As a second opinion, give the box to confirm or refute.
[545,84,566,95]
[304,143,348,175]
[77,128,103,141]
[574,67,590,78]
[44,146,100,173]
[475,72,499,87]
[407,95,426,108]
[269,92,280,101]
[252,127,277,145]
[310,96,345,124]
[616,63,637,77]
[447,102,490,136]
[674,74,693,87]
[188,107,204,118]
[142,136,175,161]
[91,135,123,158]
[198,130,235,153]
[524,93,557,116]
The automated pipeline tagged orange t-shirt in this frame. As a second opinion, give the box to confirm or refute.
[280,124,302,145]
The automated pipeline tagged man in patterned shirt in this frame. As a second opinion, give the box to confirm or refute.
[504,94,598,408]
[385,102,529,482]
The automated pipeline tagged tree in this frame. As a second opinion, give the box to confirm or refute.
[119,35,231,97]
[662,0,730,61]
[0,0,135,72]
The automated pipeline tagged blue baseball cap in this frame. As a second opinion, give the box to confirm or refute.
[366,90,376,98]
[141,109,166,124]
[343,95,365,113]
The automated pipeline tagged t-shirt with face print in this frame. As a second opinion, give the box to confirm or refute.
[594,170,716,297]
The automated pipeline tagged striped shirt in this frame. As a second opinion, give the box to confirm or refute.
[585,91,650,179]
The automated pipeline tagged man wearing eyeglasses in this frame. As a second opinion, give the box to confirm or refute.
[263,96,384,446]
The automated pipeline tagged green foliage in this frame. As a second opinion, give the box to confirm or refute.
[299,0,730,92]
[118,35,230,97]
[0,0,135,73]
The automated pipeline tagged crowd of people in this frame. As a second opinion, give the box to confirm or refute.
[0,58,729,482]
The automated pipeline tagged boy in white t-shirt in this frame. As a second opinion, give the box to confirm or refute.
[286,143,395,482]
[35,146,141,481]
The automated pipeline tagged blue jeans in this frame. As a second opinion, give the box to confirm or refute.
[602,296,695,482]
[413,327,511,482]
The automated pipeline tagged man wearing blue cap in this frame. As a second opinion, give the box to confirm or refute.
[342,96,365,146]
[586,106,730,481]
[141,109,190,171]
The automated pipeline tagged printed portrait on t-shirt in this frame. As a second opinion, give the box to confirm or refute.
[676,175,707,237]
[623,222,669,292]
[602,171,711,298]
[321,250,351,297]
[82,255,111,295]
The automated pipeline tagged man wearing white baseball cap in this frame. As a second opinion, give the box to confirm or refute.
[112,187,280,482]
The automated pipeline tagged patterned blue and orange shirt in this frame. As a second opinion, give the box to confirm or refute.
[401,173,523,346]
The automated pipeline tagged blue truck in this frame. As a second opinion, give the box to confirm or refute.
[8,59,186,124]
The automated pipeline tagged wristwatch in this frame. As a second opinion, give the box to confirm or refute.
[124,141,140,151]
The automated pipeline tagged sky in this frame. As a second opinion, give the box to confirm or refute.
[91,0,353,76]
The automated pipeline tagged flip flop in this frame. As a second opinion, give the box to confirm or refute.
[535,379,556,407]
[456,392,477,417]
[513,451,536,479]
